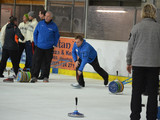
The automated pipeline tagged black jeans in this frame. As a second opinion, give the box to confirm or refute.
[0,48,19,75]
[76,56,108,87]
[31,46,46,77]
[130,66,159,120]
[31,47,53,78]
[39,57,46,77]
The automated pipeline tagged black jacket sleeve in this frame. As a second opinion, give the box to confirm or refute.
[15,27,24,40]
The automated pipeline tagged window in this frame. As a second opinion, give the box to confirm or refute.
[86,6,135,41]
[3,0,159,41]
[48,0,85,36]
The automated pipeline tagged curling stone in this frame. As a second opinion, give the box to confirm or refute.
[68,97,84,118]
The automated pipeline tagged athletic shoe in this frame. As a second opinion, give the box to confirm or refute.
[104,74,109,85]
[43,77,49,83]
[3,78,14,83]
[30,77,37,83]
[0,74,4,78]
[38,75,44,80]
[71,83,82,88]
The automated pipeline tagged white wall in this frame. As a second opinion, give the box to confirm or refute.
[85,39,129,77]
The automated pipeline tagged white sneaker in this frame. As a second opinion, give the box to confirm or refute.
[71,83,82,88]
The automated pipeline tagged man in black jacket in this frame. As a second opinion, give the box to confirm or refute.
[0,17,24,78]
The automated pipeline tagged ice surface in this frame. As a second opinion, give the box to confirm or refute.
[0,72,148,120]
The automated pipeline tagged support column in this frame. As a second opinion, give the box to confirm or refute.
[84,0,88,38]
[151,0,156,5]
[13,0,16,16]
[45,0,48,10]
[133,7,137,25]
[70,0,75,33]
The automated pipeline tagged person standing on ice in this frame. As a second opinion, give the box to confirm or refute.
[126,4,160,120]
[30,11,60,83]
[0,17,24,78]
[25,11,38,71]
[31,9,47,80]
[71,35,109,88]
[37,9,47,80]
[18,14,29,68]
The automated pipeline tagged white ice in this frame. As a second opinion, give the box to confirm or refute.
[0,72,148,120]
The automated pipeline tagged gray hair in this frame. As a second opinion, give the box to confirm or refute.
[46,11,53,18]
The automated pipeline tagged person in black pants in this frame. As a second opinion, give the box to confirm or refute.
[37,10,47,79]
[76,56,108,87]
[18,14,29,68]
[31,47,53,80]
[31,10,47,79]
[126,4,160,120]
[130,67,159,120]
[30,11,60,83]
[72,35,108,88]
[0,17,24,78]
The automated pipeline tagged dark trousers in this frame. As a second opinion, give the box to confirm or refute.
[18,42,26,67]
[130,66,159,120]
[0,48,19,75]
[76,56,108,87]
[31,46,46,77]
[30,46,46,77]
[25,41,33,68]
[31,47,53,78]
[39,57,46,77]
[30,46,36,75]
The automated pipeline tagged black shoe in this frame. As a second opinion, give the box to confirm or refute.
[81,84,85,87]
[104,74,109,85]
[30,77,37,83]
[38,76,44,80]
[0,74,4,78]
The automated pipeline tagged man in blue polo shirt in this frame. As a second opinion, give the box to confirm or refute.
[72,35,109,88]
[30,11,60,83]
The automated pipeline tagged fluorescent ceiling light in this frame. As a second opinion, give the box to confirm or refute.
[97,10,127,13]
